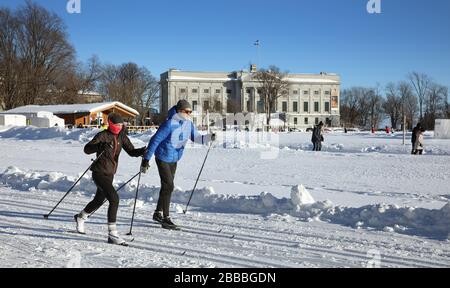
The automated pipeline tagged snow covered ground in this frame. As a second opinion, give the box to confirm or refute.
[0,126,449,267]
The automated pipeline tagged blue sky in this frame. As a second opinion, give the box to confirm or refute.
[2,0,450,89]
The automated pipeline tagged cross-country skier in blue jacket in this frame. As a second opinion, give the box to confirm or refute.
[140,100,216,230]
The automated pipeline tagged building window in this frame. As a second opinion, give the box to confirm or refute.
[325,102,330,112]
[315,117,319,125]
[226,89,232,94]
[203,89,209,94]
[215,89,221,94]
[293,90,298,95]
[294,117,298,125]
[214,101,222,112]
[203,101,209,111]
[293,102,298,112]
[192,101,198,111]
[257,88,262,94]
[314,90,320,95]
[304,102,309,112]
[180,88,186,94]
[304,117,309,125]
[257,100,264,113]
[325,90,331,95]
[326,118,331,126]
[192,89,198,94]
[314,102,319,112]
[282,102,288,112]
[246,100,251,111]
[246,89,252,94]
[303,90,309,95]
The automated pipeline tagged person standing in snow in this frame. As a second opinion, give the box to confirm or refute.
[311,121,324,151]
[411,123,422,154]
[140,100,216,230]
[413,128,425,155]
[74,113,146,246]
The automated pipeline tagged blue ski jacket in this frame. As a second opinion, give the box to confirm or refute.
[143,106,209,163]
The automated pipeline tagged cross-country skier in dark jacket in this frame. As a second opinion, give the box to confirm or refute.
[74,113,146,246]
[140,100,216,230]
[311,121,324,151]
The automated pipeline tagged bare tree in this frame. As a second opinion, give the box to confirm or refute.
[0,7,20,110]
[398,82,418,129]
[0,1,76,108]
[99,62,159,125]
[367,86,384,129]
[134,70,159,126]
[356,88,372,128]
[423,83,448,129]
[409,72,431,121]
[77,55,102,95]
[446,100,450,119]
[254,65,289,129]
[383,82,402,129]
[18,1,76,105]
[340,88,361,127]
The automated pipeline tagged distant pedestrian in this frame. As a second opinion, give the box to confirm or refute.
[413,128,425,155]
[411,123,422,154]
[312,121,324,151]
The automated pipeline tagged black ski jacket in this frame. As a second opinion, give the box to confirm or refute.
[84,129,145,175]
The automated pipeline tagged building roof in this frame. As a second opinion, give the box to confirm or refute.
[164,70,340,84]
[170,75,238,82]
[5,102,139,116]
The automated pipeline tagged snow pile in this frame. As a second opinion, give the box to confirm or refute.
[1,167,449,239]
[291,185,315,205]
[0,126,100,142]
[328,203,450,239]
[361,146,388,153]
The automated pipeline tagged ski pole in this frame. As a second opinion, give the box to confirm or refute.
[127,171,142,236]
[87,171,141,218]
[43,150,107,219]
[183,142,213,214]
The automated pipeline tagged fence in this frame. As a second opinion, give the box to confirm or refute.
[66,124,159,134]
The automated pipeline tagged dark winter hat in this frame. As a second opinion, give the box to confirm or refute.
[176,99,192,111]
[108,113,124,124]
[318,121,324,126]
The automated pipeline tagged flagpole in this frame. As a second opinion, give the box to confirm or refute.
[254,40,260,69]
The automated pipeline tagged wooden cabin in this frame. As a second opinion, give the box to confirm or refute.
[5,102,139,127]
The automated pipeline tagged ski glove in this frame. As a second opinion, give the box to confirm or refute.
[136,147,147,157]
[211,133,217,142]
[140,159,150,174]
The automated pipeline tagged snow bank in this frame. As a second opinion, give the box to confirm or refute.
[328,203,450,239]
[1,167,449,239]
[0,126,100,142]
[0,126,152,146]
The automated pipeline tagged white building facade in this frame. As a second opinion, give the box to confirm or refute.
[160,68,340,129]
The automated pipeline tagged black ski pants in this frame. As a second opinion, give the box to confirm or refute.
[83,172,119,223]
[155,159,177,217]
